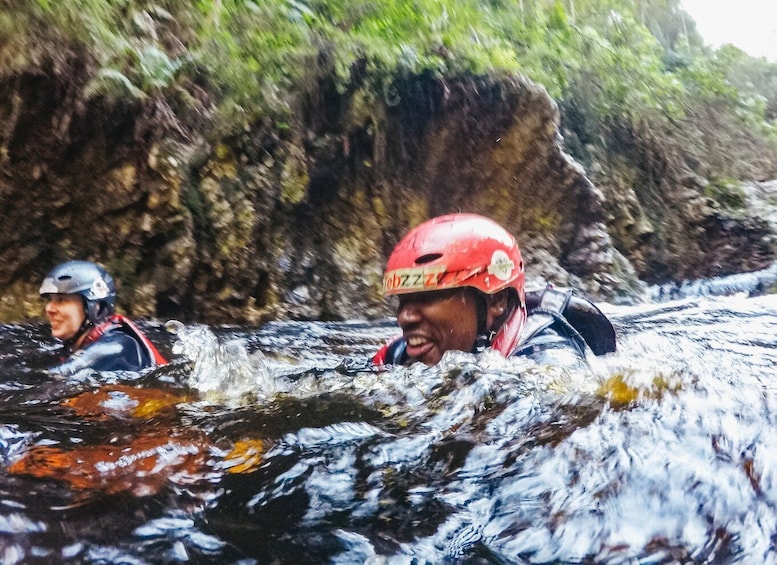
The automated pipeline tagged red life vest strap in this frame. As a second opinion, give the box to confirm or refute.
[372,343,389,366]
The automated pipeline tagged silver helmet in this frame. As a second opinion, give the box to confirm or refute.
[40,260,117,325]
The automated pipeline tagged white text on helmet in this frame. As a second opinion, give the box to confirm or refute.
[384,265,493,294]
[384,266,446,293]
[487,250,515,281]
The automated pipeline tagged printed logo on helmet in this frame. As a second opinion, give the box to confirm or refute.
[90,278,110,299]
[487,250,514,281]
[384,266,446,293]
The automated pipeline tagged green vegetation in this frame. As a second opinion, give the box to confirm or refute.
[2,0,777,184]
[704,178,747,212]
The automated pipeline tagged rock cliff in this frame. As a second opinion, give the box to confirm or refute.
[1,57,774,324]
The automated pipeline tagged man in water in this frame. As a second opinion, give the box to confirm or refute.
[373,213,615,367]
[40,260,168,375]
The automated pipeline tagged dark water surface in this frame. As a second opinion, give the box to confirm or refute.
[1,281,777,563]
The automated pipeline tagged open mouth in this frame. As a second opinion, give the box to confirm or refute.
[404,335,435,363]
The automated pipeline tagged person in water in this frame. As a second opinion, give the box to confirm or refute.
[8,262,268,495]
[373,213,616,367]
[40,260,168,375]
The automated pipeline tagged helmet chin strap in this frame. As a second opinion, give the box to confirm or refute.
[63,320,93,351]
[474,291,517,352]
[474,331,495,352]
[63,299,95,351]
[473,293,492,352]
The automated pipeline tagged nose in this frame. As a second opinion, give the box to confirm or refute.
[396,297,422,327]
[45,299,57,317]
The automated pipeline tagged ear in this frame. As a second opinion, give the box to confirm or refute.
[485,290,510,333]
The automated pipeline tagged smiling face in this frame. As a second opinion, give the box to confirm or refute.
[395,288,481,365]
[44,294,86,341]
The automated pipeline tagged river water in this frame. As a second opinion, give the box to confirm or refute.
[1,268,777,564]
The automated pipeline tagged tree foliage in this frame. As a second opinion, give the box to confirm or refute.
[2,0,776,179]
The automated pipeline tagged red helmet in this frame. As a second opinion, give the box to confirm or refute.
[383,213,526,356]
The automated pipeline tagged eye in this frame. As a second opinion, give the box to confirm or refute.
[395,294,428,313]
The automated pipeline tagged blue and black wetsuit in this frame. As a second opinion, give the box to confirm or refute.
[50,315,167,376]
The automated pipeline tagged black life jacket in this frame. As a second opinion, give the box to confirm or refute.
[516,285,616,357]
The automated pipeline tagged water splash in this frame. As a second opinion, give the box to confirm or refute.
[4,296,777,563]
[650,259,777,301]
[165,321,279,405]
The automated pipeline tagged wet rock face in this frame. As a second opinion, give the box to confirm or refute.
[0,60,771,324]
[0,62,193,322]
[595,159,777,285]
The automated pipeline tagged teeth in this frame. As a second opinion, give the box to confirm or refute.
[407,337,426,346]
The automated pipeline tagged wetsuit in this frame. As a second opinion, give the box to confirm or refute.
[50,315,168,376]
[373,286,616,367]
